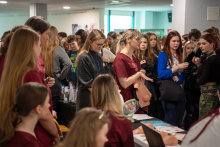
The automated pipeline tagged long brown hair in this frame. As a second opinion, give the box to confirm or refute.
[0,25,30,56]
[163,30,182,64]
[75,29,88,44]
[0,28,39,127]
[41,26,58,76]
[135,34,156,63]
[0,82,48,147]
[56,108,109,147]
[75,29,105,65]
[116,29,142,55]
[146,32,161,55]
[91,74,123,118]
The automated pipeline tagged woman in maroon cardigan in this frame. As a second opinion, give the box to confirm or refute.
[1,83,50,147]
[91,74,135,147]
[0,28,59,147]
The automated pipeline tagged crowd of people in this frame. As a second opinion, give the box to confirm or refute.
[0,15,220,147]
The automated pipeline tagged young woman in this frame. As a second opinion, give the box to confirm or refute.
[0,28,59,147]
[192,34,220,118]
[91,74,134,147]
[110,38,119,55]
[146,32,161,55]
[135,34,164,119]
[113,29,153,114]
[183,41,196,61]
[75,29,105,111]
[157,30,189,127]
[0,82,49,147]
[56,108,109,147]
[61,37,70,53]
[107,32,117,48]
[182,34,188,47]
[75,29,88,49]
[41,26,72,111]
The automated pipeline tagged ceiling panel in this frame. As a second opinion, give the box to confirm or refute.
[0,0,172,15]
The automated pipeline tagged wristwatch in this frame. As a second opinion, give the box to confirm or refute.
[108,59,110,63]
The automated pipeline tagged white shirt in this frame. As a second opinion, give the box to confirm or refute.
[181,108,220,147]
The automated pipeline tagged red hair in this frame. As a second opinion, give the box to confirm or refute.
[163,30,182,64]
[200,34,219,51]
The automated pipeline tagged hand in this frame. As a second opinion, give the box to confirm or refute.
[192,57,201,66]
[177,62,189,69]
[217,91,220,101]
[45,77,55,87]
[140,60,146,64]
[52,110,57,119]
[53,135,60,144]
[172,76,179,82]
[102,56,108,62]
[140,69,146,74]
[139,72,153,82]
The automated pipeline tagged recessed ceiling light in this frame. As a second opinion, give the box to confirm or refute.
[170,4,173,6]
[63,6,70,9]
[0,1,7,4]
[112,1,119,3]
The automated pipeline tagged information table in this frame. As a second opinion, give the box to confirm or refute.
[132,117,185,147]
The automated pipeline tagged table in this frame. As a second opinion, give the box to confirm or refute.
[57,100,76,127]
[132,118,185,147]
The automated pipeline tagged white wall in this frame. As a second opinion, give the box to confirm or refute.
[185,0,220,34]
[0,9,103,37]
[172,0,186,36]
[48,9,101,35]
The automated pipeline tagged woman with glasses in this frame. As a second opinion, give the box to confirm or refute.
[113,29,153,113]
[75,29,105,111]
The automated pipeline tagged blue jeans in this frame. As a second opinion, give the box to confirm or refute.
[161,101,184,127]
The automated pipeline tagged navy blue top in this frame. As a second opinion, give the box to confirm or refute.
[157,51,185,84]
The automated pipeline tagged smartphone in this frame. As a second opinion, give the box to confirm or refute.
[46,77,51,84]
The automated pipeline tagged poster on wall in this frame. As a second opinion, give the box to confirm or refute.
[72,23,96,34]
[167,29,172,34]
[140,29,164,37]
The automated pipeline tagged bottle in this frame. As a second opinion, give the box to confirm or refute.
[69,85,74,102]
[61,85,65,100]
[64,86,69,103]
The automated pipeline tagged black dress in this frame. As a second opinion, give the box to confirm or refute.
[76,50,104,111]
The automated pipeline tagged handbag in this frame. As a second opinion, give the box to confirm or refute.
[159,54,186,102]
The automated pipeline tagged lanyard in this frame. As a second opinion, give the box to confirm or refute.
[89,52,101,73]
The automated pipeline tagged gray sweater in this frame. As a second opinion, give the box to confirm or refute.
[53,45,72,80]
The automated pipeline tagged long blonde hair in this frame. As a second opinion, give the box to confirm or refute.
[41,26,58,76]
[56,108,109,147]
[135,34,156,63]
[75,29,105,65]
[146,32,161,55]
[116,29,142,55]
[0,82,48,147]
[0,28,39,132]
[183,40,196,61]
[91,74,123,118]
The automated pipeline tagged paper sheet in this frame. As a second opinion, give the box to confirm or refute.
[132,114,153,120]
[155,126,185,133]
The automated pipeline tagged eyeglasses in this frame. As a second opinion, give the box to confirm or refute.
[135,37,141,42]
[94,43,104,48]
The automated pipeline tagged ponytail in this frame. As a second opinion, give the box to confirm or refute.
[0,106,21,147]
[115,39,123,55]
[214,35,219,50]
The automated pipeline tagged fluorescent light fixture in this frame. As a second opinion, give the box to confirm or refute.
[170,4,173,6]
[63,6,70,9]
[112,1,119,3]
[0,1,7,4]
